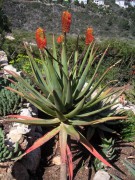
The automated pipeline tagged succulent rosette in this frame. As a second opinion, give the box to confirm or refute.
[5,10,126,180]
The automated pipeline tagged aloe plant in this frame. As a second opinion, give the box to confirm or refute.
[94,137,117,171]
[4,11,127,180]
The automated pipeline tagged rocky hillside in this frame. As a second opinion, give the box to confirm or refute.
[2,0,135,39]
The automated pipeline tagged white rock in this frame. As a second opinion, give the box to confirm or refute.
[5,34,15,41]
[20,108,32,117]
[52,156,61,165]
[6,129,22,143]
[0,50,8,66]
[3,65,21,75]
[93,170,110,180]
[13,123,30,134]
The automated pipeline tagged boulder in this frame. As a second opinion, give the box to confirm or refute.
[93,170,110,180]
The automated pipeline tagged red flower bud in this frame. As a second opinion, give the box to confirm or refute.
[35,27,47,49]
[85,28,94,45]
[62,11,71,33]
[57,35,64,44]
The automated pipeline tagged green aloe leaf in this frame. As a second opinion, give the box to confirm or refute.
[61,40,68,76]
[6,115,60,125]
[84,88,123,109]
[55,110,67,122]
[83,81,115,107]
[85,60,121,100]
[72,35,79,79]
[7,86,56,116]
[73,44,95,98]
[65,97,85,118]
[77,47,109,101]
[65,77,73,108]
[98,124,118,135]
[66,144,73,180]
[44,51,62,98]
[78,44,92,76]
[21,126,60,158]
[6,70,54,108]
[62,71,68,104]
[70,116,127,126]
[59,123,68,180]
[52,35,61,77]
[65,124,80,141]
[24,44,48,90]
[76,102,118,118]
[27,127,60,151]
[53,90,66,112]
[79,133,112,167]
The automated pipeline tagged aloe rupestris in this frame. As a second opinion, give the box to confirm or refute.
[5,11,127,180]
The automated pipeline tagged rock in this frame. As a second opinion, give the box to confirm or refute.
[6,129,23,143]
[3,65,21,75]
[52,156,61,165]
[12,161,30,180]
[0,51,8,67]
[93,170,110,180]
[20,108,32,117]
[21,148,41,173]
[5,33,15,41]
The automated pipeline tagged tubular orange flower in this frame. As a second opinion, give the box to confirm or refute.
[85,27,94,45]
[35,27,47,49]
[62,11,71,33]
[57,35,64,44]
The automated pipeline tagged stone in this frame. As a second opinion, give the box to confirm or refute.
[93,170,110,180]
[0,50,8,67]
[5,33,15,41]
[52,156,61,165]
[6,129,22,143]
[3,65,21,75]
[12,161,29,180]
[20,108,32,117]
[21,147,41,173]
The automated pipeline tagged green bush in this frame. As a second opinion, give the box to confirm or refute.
[95,39,135,85]
[118,19,130,31]
[10,54,42,74]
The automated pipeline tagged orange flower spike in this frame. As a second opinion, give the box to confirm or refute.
[35,27,47,49]
[57,35,64,44]
[62,11,72,33]
[85,27,94,45]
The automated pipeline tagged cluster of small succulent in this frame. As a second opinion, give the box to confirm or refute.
[0,128,22,162]
[94,137,117,171]
[0,78,22,116]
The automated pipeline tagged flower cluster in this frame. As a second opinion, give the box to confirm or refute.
[85,28,94,45]
[35,27,47,49]
[35,11,94,48]
[57,35,64,44]
[62,11,72,33]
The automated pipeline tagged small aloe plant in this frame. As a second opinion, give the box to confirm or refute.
[4,11,127,180]
[94,137,117,171]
